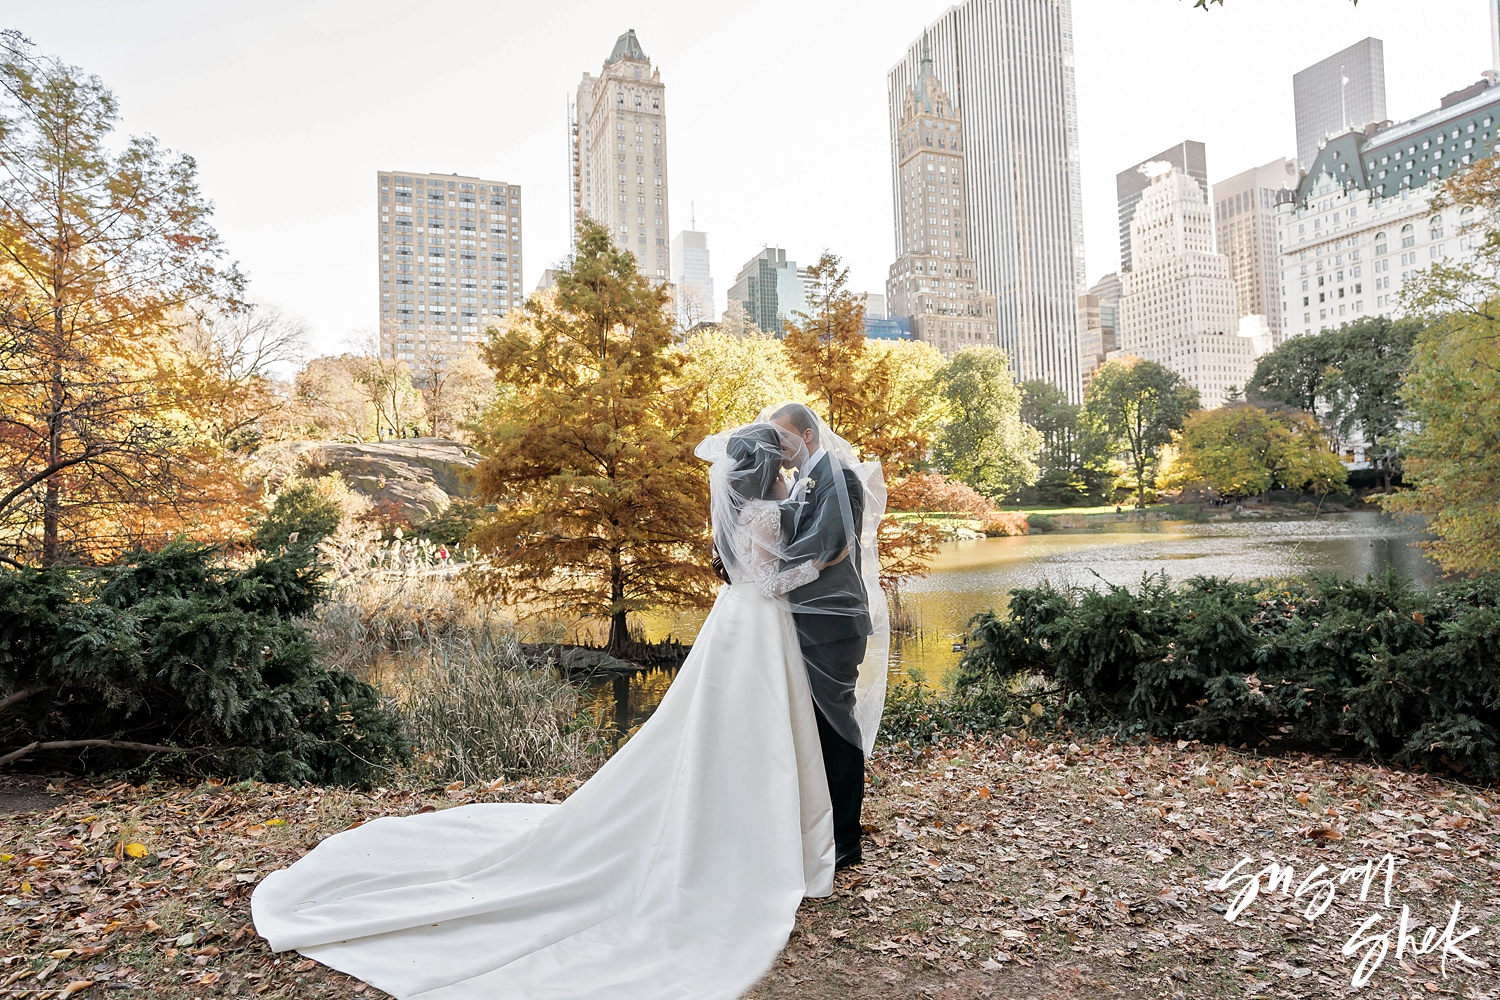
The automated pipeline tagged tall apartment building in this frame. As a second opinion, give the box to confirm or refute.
[1277,76,1500,340]
[726,248,808,335]
[1117,141,1207,274]
[377,171,522,367]
[1212,157,1300,350]
[1119,167,1254,410]
[571,30,671,280]
[671,229,713,329]
[1293,38,1387,172]
[885,49,997,359]
[888,0,1086,399]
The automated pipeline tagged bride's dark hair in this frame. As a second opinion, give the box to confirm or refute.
[725,424,783,504]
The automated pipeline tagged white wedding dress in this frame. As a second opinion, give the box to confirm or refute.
[252,501,836,999]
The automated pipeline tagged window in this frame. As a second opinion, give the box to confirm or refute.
[1401,224,1415,248]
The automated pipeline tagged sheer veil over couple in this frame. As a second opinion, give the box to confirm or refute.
[252,403,890,999]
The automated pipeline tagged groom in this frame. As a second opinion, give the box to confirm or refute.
[768,403,872,870]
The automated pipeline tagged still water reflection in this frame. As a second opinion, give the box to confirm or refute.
[609,512,1437,733]
[891,511,1437,682]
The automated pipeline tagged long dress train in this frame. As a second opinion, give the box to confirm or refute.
[251,575,834,999]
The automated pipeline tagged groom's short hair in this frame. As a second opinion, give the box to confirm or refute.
[770,403,819,444]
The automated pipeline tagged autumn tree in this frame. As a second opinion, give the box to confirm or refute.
[178,303,306,453]
[470,220,715,652]
[1081,359,1199,508]
[1165,403,1346,499]
[0,34,248,566]
[410,349,500,441]
[930,348,1040,499]
[1382,307,1500,574]
[677,327,803,433]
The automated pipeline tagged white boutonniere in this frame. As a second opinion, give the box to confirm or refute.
[795,477,816,494]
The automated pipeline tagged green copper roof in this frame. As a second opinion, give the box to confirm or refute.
[914,34,936,113]
[608,29,647,64]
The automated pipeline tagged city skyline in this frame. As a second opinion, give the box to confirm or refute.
[8,0,1491,359]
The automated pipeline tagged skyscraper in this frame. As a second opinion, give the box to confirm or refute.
[377,170,522,368]
[671,229,713,329]
[1212,158,1300,351]
[885,49,997,359]
[1078,273,1120,391]
[888,0,1086,399]
[1293,38,1387,172]
[726,248,808,336]
[1119,167,1253,411]
[571,30,671,280]
[1116,141,1207,275]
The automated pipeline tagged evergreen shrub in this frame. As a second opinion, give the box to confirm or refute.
[0,541,409,785]
[956,571,1500,781]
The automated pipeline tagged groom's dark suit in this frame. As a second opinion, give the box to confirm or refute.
[784,451,871,865]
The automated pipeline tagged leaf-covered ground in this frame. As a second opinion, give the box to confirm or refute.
[2,736,1497,999]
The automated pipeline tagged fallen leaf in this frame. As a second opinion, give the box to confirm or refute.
[292,959,317,972]
[214,859,236,872]
[265,818,288,827]
[1302,826,1342,841]
[59,981,94,997]
[122,842,148,858]
[48,949,74,960]
[829,928,849,939]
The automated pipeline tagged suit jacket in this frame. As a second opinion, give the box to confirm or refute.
[783,453,873,648]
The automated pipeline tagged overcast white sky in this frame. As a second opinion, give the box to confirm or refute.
[7,0,1492,356]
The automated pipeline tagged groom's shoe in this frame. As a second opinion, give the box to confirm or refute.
[835,848,863,871]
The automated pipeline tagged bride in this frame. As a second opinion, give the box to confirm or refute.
[251,410,889,999]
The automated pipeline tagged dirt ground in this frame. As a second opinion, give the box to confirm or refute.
[1,735,1497,999]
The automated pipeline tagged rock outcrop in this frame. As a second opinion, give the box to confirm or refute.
[259,438,480,525]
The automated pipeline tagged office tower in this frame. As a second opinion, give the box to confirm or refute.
[671,229,714,329]
[572,30,671,280]
[1078,273,1120,392]
[888,0,1086,398]
[377,171,522,367]
[885,49,997,359]
[1293,38,1387,172]
[1117,141,1207,274]
[1212,158,1300,350]
[725,248,808,336]
[1119,167,1253,411]
[1276,75,1500,341]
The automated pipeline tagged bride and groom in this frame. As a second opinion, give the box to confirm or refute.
[252,402,890,999]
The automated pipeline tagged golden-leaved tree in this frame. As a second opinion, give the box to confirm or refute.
[0,34,249,566]
[677,327,804,433]
[1162,403,1346,500]
[471,219,716,652]
[780,252,946,587]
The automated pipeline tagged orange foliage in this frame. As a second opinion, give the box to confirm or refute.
[886,473,996,518]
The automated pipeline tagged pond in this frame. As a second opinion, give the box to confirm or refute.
[601,512,1438,737]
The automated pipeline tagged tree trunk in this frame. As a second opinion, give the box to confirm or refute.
[607,553,628,654]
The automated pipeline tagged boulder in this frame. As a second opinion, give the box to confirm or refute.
[259,438,481,525]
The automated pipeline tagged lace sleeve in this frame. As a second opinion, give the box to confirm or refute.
[737,502,820,599]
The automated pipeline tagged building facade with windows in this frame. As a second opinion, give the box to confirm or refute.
[885,48,997,359]
[572,30,670,280]
[1276,77,1500,341]
[377,171,521,367]
[887,0,1085,397]
[726,248,808,336]
[1117,141,1207,276]
[1212,157,1300,351]
[1293,38,1387,172]
[671,229,713,329]
[1119,167,1254,410]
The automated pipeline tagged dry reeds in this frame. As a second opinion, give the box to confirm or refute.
[303,533,604,782]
